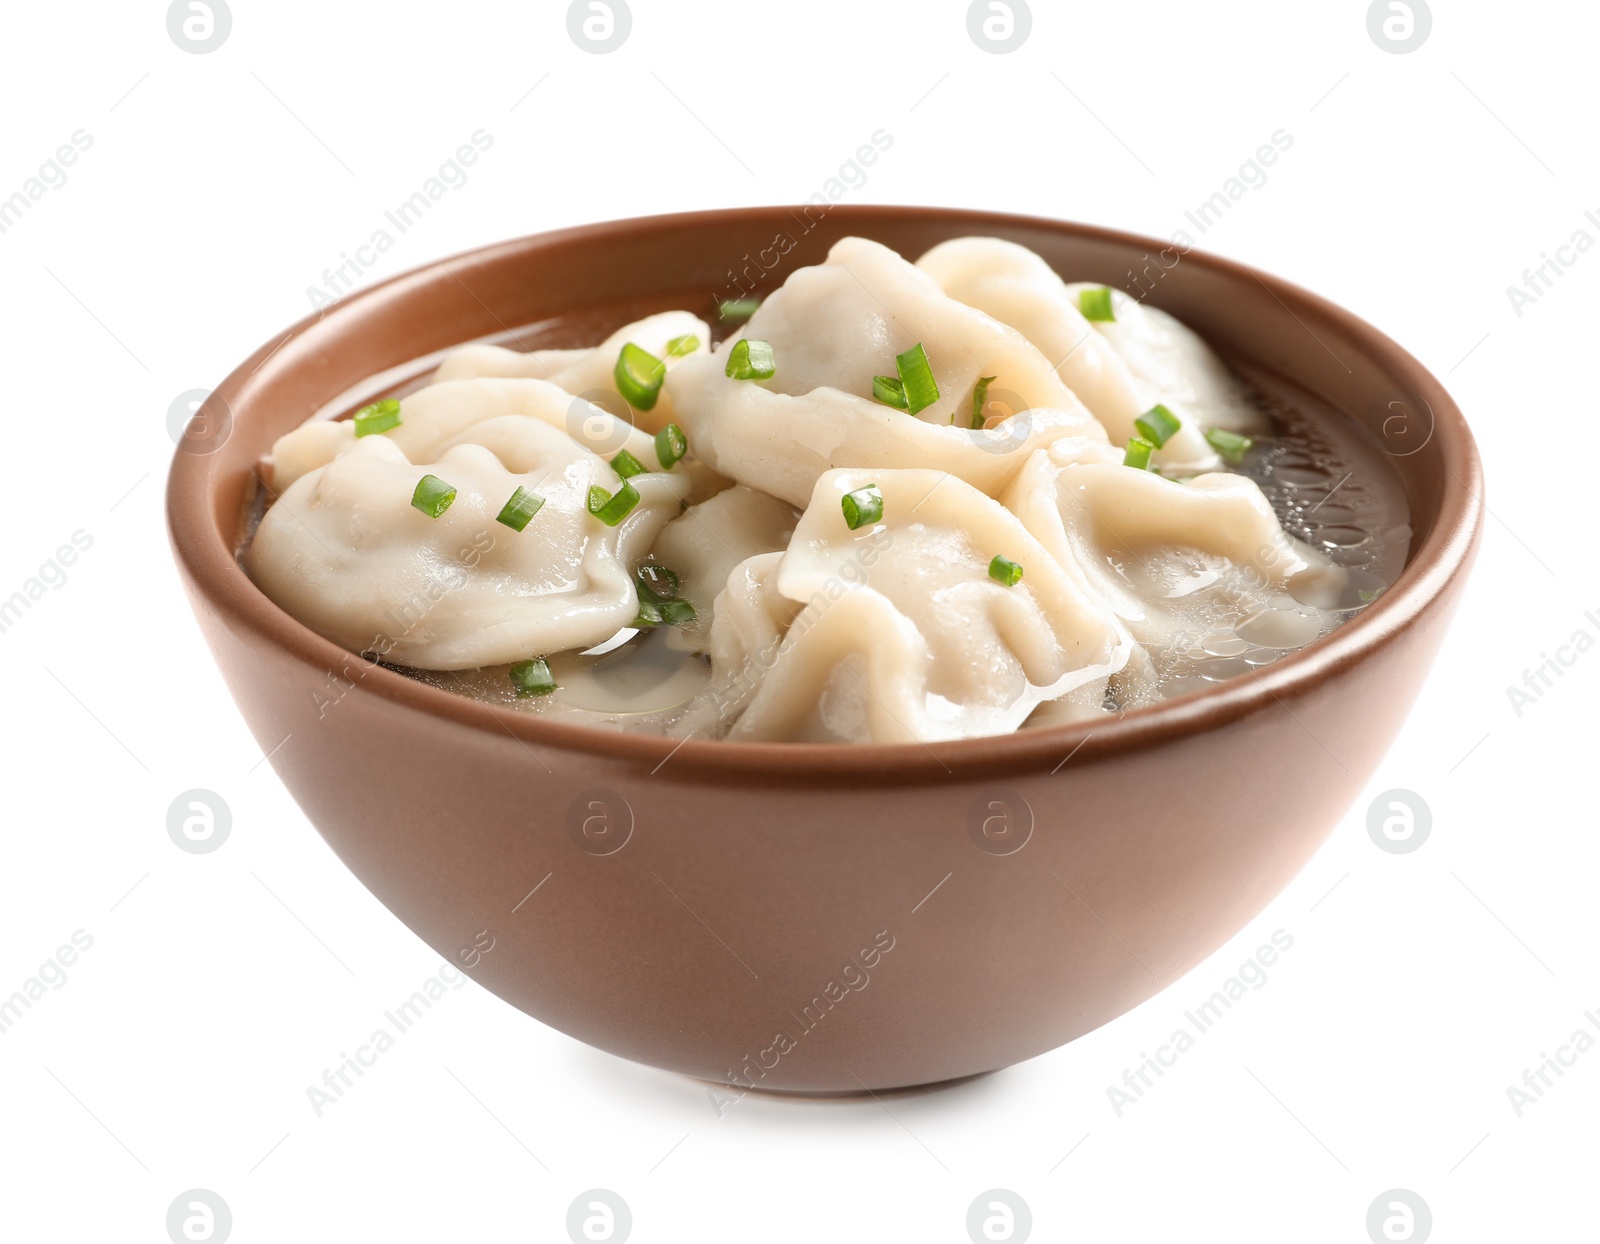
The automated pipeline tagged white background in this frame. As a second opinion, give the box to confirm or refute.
[1,1,1595,1240]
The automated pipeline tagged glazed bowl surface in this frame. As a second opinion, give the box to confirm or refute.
[167,206,1482,1091]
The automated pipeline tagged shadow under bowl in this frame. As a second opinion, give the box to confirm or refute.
[167,206,1482,1092]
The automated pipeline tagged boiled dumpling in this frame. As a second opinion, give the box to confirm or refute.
[246,427,689,669]
[719,468,1131,743]
[649,486,800,639]
[433,311,709,434]
[667,237,1108,507]
[917,237,1219,472]
[1058,282,1268,437]
[1003,443,1342,700]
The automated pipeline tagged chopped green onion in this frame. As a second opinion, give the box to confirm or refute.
[1134,403,1182,448]
[895,343,940,416]
[353,398,401,437]
[970,375,997,429]
[587,480,641,526]
[1205,427,1255,465]
[657,599,697,626]
[665,334,700,358]
[1358,589,1380,604]
[614,342,665,411]
[725,338,776,380]
[873,375,908,409]
[495,485,545,531]
[1123,437,1156,471]
[509,657,556,697]
[633,599,663,627]
[1079,286,1117,322]
[611,449,648,479]
[988,555,1024,587]
[411,474,457,517]
[655,423,687,469]
[635,562,680,602]
[718,298,761,323]
[841,484,884,530]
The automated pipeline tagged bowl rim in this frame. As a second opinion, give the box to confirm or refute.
[167,204,1484,784]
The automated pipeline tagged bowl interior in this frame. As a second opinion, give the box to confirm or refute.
[170,205,1482,776]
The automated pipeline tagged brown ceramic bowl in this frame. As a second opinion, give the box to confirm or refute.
[167,206,1482,1092]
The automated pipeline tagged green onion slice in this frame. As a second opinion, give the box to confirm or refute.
[587,480,641,526]
[873,375,908,409]
[970,375,997,429]
[495,485,545,531]
[353,398,401,437]
[411,474,457,517]
[611,449,648,479]
[988,555,1024,587]
[1123,438,1156,471]
[726,338,776,380]
[509,657,556,697]
[633,599,663,628]
[1079,286,1117,322]
[718,298,761,323]
[664,334,700,358]
[614,342,665,412]
[655,423,688,469]
[841,484,884,530]
[1205,427,1255,465]
[635,562,680,602]
[1134,403,1182,448]
[895,343,940,415]
[657,599,697,626]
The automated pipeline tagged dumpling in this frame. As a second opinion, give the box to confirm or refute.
[246,426,690,670]
[649,486,800,639]
[433,311,709,433]
[1002,444,1342,701]
[718,469,1131,743]
[263,376,658,493]
[667,236,1108,507]
[916,237,1218,471]
[1058,282,1268,437]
